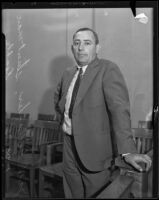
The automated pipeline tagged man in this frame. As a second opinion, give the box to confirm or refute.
[54,27,152,198]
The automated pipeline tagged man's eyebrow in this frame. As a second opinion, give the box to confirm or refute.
[74,39,92,42]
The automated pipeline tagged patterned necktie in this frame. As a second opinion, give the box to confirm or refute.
[69,67,83,119]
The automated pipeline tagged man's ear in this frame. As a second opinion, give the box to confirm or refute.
[71,45,74,54]
[96,44,101,54]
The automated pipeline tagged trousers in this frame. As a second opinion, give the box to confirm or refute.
[62,133,111,198]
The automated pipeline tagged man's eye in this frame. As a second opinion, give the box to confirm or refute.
[73,41,91,46]
[85,42,91,45]
[74,42,79,46]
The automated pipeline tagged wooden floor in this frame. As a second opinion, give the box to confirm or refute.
[4,170,152,199]
[5,176,65,198]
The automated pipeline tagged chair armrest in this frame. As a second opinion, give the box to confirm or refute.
[47,142,63,148]
[47,142,63,164]
[47,142,63,153]
[115,152,153,198]
[96,175,134,198]
[147,149,153,158]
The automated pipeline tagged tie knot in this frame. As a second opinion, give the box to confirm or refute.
[78,67,83,76]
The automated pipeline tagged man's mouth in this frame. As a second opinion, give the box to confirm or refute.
[78,53,87,56]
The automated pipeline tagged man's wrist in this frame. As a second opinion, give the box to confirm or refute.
[121,153,130,158]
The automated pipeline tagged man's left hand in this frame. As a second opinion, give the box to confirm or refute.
[123,153,152,172]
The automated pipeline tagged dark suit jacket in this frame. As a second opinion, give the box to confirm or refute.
[54,57,137,171]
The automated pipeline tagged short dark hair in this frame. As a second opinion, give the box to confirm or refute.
[73,27,99,45]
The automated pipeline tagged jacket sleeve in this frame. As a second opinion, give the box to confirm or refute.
[102,62,137,155]
[54,78,63,123]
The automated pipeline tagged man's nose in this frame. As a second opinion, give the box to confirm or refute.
[78,43,84,50]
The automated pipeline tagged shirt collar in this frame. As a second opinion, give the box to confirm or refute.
[77,65,88,75]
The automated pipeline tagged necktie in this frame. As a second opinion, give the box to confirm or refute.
[69,67,83,119]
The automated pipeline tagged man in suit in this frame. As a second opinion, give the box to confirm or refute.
[54,27,152,198]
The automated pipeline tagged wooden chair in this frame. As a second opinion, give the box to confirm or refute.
[38,142,63,198]
[36,114,64,198]
[97,128,153,198]
[5,118,29,193]
[5,119,61,198]
[115,128,153,198]
[131,128,153,197]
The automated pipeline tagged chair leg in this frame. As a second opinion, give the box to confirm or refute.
[29,168,35,197]
[131,172,148,198]
[5,162,11,193]
[39,169,45,197]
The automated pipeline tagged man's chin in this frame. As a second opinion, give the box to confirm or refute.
[77,59,88,66]
[78,62,88,66]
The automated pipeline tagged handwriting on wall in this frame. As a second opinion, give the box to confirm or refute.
[18,91,31,114]
[6,15,31,113]
[16,16,31,82]
[6,40,14,80]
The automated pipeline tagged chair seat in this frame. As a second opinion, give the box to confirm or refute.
[6,154,44,168]
[40,163,63,177]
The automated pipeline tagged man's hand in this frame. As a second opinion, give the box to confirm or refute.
[123,153,152,172]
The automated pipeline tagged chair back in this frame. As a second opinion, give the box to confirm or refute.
[132,128,153,154]
[37,114,55,122]
[10,113,30,119]
[29,120,62,158]
[37,114,63,142]
[138,121,152,129]
[5,118,29,160]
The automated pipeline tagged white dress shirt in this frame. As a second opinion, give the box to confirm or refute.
[62,65,88,135]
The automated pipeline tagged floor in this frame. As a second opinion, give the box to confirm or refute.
[5,174,65,198]
[4,167,153,199]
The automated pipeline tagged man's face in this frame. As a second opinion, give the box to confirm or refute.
[72,30,99,66]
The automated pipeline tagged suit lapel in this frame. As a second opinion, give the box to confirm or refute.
[74,57,100,109]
